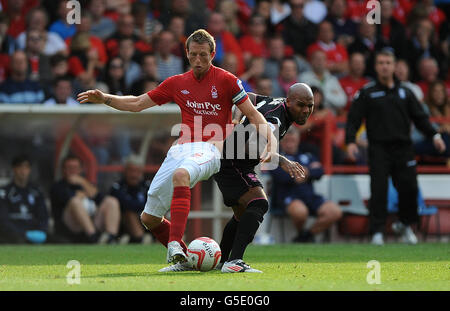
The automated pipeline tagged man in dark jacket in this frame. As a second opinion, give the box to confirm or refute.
[345,48,446,246]
[0,155,48,244]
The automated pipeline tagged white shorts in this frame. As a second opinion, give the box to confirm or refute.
[143,142,221,218]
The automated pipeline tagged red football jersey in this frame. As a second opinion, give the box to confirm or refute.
[147,65,248,143]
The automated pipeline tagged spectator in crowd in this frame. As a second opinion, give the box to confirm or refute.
[16,7,67,56]
[0,12,17,55]
[221,53,253,92]
[254,76,273,97]
[281,0,317,57]
[88,0,117,40]
[49,0,77,40]
[339,52,370,113]
[408,0,447,33]
[168,16,188,68]
[406,18,444,82]
[154,30,183,81]
[67,31,102,92]
[207,11,245,75]
[271,57,299,98]
[4,0,38,39]
[270,127,342,243]
[105,13,152,59]
[416,57,440,96]
[299,49,347,115]
[110,155,151,244]
[218,0,242,38]
[43,76,78,106]
[118,37,141,89]
[239,14,269,64]
[49,53,83,97]
[264,35,293,79]
[240,57,266,92]
[130,53,159,96]
[24,29,52,84]
[376,0,407,60]
[49,54,69,79]
[65,12,108,70]
[131,1,162,46]
[140,77,158,94]
[413,80,450,160]
[0,155,48,244]
[103,57,127,96]
[395,59,424,103]
[326,0,357,47]
[306,20,349,76]
[299,86,347,163]
[270,0,292,26]
[0,50,44,104]
[50,155,120,244]
[347,18,388,79]
[0,13,16,83]
[158,0,206,37]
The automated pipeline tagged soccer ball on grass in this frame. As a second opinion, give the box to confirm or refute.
[187,237,222,272]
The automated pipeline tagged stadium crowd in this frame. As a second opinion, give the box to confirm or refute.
[0,0,449,244]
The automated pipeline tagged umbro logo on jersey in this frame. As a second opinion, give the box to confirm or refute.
[181,90,190,94]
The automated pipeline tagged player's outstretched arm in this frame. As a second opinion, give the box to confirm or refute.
[77,89,157,112]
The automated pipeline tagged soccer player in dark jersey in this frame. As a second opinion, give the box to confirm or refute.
[215,83,315,273]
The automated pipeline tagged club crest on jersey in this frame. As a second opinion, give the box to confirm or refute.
[211,86,218,99]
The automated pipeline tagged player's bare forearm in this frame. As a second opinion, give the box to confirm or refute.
[103,93,155,112]
[77,90,156,112]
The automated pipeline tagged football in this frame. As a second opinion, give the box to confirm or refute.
[187,237,222,272]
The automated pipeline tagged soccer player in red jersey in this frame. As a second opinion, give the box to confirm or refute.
[78,29,276,271]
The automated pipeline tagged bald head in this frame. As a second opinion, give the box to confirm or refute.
[287,83,313,101]
[286,83,314,125]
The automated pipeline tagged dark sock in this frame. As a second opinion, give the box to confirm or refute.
[229,199,268,261]
[219,216,239,263]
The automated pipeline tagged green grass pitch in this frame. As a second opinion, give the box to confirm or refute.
[0,243,448,291]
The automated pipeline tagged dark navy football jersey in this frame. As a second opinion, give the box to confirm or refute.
[241,95,294,140]
[222,95,294,165]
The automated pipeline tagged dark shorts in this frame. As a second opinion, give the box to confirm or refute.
[281,193,325,217]
[214,160,263,207]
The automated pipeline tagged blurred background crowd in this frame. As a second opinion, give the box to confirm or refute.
[0,0,449,166]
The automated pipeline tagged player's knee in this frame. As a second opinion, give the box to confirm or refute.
[172,168,190,187]
[140,212,162,231]
[246,199,269,222]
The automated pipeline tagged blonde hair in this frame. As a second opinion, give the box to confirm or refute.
[185,29,216,53]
